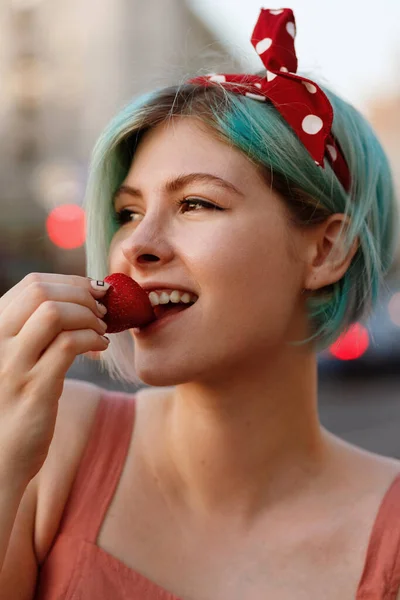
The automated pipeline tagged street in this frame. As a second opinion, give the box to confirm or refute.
[319,371,400,458]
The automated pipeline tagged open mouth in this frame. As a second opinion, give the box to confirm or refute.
[134,299,196,335]
[152,302,196,321]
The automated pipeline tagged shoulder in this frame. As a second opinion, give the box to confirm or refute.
[32,381,170,563]
[34,378,105,563]
[326,431,400,482]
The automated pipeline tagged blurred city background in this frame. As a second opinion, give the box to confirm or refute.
[1,0,400,456]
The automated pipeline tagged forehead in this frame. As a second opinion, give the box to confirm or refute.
[123,117,263,188]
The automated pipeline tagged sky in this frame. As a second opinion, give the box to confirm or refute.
[189,0,400,114]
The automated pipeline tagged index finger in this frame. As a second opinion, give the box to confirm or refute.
[0,273,108,313]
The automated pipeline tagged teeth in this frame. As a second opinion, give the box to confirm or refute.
[148,290,198,307]
[159,292,170,305]
[170,290,181,303]
[148,291,160,306]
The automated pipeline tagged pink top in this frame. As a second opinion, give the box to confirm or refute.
[34,389,400,599]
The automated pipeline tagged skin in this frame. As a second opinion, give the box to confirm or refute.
[108,115,362,522]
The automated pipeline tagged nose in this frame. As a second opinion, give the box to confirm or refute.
[120,212,175,267]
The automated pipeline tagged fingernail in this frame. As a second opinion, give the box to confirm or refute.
[98,318,108,332]
[96,301,107,315]
[90,280,110,291]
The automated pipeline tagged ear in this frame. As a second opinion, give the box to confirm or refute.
[303,214,359,291]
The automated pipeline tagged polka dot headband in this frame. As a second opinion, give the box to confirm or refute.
[188,8,351,192]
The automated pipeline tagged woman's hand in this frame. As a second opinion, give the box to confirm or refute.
[0,273,109,489]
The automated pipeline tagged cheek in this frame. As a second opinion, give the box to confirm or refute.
[193,217,302,342]
[107,232,127,273]
[199,215,297,296]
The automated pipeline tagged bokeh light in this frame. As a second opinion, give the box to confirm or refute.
[329,323,370,361]
[46,204,86,249]
[32,160,84,210]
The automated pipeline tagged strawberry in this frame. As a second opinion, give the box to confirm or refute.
[100,273,156,333]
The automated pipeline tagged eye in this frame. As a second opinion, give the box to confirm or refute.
[175,198,224,213]
[113,198,223,226]
[113,208,142,226]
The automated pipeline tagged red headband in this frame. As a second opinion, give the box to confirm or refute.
[188,8,351,191]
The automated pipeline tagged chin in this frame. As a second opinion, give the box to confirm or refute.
[134,359,203,388]
[135,363,192,387]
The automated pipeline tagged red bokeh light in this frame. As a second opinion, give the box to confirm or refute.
[46,204,86,249]
[329,323,370,361]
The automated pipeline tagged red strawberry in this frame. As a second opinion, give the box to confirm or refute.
[100,273,156,333]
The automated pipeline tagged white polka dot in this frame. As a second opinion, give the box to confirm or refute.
[269,9,284,15]
[256,38,272,55]
[209,74,226,83]
[245,92,266,102]
[286,22,296,38]
[315,161,321,166]
[302,81,317,94]
[326,144,338,161]
[302,115,324,135]
[266,70,277,82]
[280,66,289,72]
[255,82,262,88]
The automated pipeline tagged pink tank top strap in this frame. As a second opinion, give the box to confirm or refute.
[57,388,136,543]
[357,472,400,599]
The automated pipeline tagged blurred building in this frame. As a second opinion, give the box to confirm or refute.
[0,0,243,291]
[368,94,400,268]
[368,95,400,197]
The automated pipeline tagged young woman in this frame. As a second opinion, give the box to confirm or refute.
[0,8,399,600]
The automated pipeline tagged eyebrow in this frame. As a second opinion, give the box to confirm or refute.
[113,172,245,204]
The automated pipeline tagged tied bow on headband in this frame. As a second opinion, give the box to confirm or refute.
[188,8,351,191]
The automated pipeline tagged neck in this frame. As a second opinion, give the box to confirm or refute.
[158,345,330,522]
